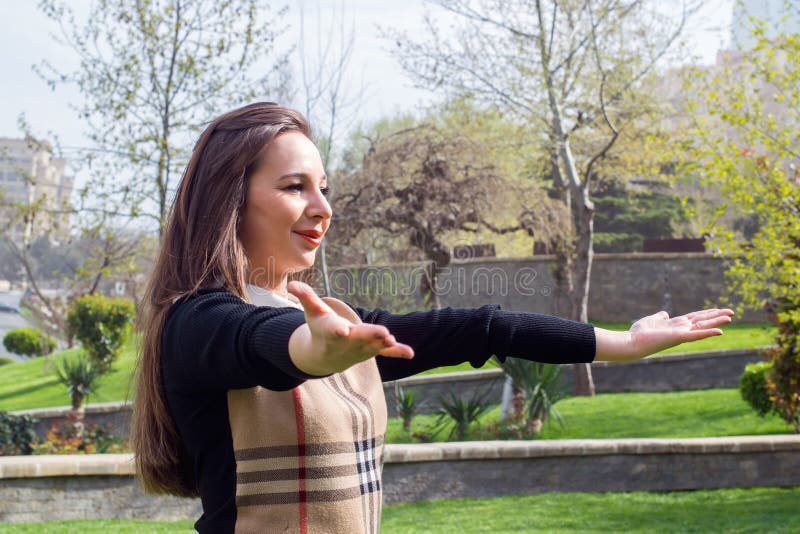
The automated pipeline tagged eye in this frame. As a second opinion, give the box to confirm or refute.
[284,183,304,192]
[320,186,330,197]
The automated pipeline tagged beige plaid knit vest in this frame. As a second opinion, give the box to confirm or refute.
[228,287,387,533]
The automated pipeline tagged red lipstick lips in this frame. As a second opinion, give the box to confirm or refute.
[294,229,324,247]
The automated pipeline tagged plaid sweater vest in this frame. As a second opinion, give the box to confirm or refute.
[229,290,387,534]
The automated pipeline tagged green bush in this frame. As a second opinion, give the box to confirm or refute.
[0,411,38,456]
[2,327,56,358]
[740,361,775,417]
[0,356,14,366]
[66,294,135,372]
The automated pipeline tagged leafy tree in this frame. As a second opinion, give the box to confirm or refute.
[389,0,696,394]
[66,294,135,373]
[687,14,800,431]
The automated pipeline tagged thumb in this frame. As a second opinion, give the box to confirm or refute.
[287,281,333,318]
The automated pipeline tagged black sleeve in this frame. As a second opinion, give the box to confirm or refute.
[351,305,596,382]
[162,289,316,392]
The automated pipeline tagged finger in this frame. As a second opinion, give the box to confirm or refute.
[347,323,392,342]
[682,328,723,341]
[287,281,334,317]
[691,316,733,330]
[684,308,734,321]
[378,342,415,359]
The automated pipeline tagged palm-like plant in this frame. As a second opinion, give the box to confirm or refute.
[55,354,103,413]
[394,384,422,432]
[434,389,492,441]
[494,356,568,434]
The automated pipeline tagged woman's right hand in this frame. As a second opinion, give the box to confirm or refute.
[287,281,414,376]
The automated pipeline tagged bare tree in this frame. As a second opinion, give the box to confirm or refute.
[36,0,294,237]
[389,0,696,394]
[334,121,566,308]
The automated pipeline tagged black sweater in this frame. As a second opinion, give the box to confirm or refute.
[161,288,596,532]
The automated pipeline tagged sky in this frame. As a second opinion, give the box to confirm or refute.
[0,0,734,153]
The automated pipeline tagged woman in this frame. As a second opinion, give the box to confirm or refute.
[132,102,733,534]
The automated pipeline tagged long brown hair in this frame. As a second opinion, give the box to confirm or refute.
[132,102,311,496]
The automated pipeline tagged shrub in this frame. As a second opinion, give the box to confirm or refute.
[740,361,775,417]
[66,294,134,372]
[55,354,104,411]
[31,417,128,455]
[0,357,14,366]
[764,304,800,433]
[2,327,56,358]
[494,356,568,435]
[0,411,38,456]
[394,384,422,432]
[434,389,492,441]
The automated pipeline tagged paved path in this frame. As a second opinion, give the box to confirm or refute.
[0,291,31,361]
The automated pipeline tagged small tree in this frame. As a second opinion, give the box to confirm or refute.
[2,327,55,359]
[55,354,104,438]
[66,294,134,373]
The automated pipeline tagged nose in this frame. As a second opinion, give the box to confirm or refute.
[307,187,333,221]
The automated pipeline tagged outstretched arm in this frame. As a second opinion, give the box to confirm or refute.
[594,308,734,362]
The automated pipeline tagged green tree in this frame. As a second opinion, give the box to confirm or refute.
[687,14,800,432]
[390,0,696,394]
[593,179,689,252]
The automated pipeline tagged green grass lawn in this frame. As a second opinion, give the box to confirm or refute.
[0,323,777,411]
[386,388,796,444]
[419,322,776,376]
[0,340,138,412]
[3,487,798,533]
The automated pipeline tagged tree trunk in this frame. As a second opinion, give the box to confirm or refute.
[571,189,596,396]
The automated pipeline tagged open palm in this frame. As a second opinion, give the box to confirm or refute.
[629,308,735,357]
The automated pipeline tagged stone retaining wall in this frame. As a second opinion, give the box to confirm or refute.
[1,435,798,523]
[384,348,767,416]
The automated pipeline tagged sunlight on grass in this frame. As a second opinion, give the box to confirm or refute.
[385,388,795,444]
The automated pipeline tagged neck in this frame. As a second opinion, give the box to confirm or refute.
[247,271,289,298]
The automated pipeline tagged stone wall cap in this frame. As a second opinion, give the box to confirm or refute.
[386,368,503,387]
[0,453,135,479]
[10,400,132,418]
[382,435,800,463]
[1,436,797,478]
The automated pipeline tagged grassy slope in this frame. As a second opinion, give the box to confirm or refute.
[3,487,798,533]
[418,322,776,376]
[385,388,796,444]
[0,341,138,412]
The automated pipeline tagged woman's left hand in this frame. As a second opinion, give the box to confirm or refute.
[594,308,735,362]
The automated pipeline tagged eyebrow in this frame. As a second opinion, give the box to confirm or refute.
[278,172,328,185]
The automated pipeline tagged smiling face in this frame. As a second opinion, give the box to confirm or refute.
[239,132,332,290]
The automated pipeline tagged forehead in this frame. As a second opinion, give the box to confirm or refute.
[260,132,323,175]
